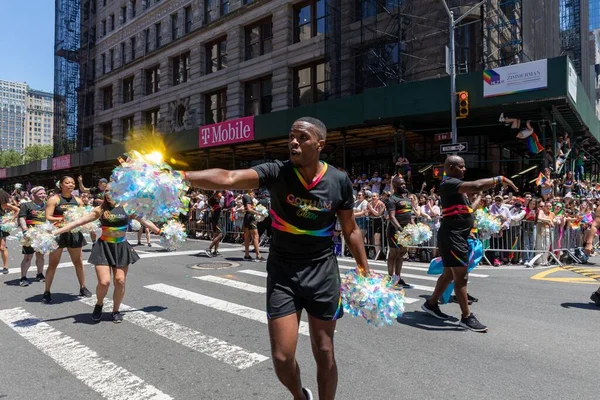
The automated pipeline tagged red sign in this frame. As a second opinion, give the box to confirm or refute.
[199,116,254,148]
[52,155,71,171]
[434,132,451,142]
[0,169,6,179]
[433,166,444,179]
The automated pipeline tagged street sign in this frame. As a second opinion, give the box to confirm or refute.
[440,142,468,154]
[434,132,452,142]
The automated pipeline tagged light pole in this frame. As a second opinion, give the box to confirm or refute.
[439,0,485,146]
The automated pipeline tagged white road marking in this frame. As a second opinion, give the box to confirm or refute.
[0,307,172,400]
[194,276,266,293]
[145,283,310,336]
[336,257,489,277]
[337,265,439,282]
[80,297,268,369]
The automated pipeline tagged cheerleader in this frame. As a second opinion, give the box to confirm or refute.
[54,191,160,322]
[17,186,47,285]
[42,176,90,303]
[0,189,20,274]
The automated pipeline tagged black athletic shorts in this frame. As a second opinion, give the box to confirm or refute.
[22,245,35,255]
[386,222,408,250]
[438,225,470,268]
[210,218,221,233]
[243,213,258,230]
[266,254,343,321]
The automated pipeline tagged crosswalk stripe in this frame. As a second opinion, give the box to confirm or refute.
[336,258,489,278]
[237,270,421,303]
[145,283,310,336]
[0,307,172,400]
[194,276,266,293]
[79,297,268,369]
[337,265,439,282]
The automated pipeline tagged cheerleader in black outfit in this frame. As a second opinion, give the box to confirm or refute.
[54,191,160,323]
[43,176,91,303]
[0,189,20,274]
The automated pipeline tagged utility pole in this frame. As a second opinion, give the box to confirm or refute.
[439,0,485,148]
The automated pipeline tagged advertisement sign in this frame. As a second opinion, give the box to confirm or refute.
[483,59,547,98]
[52,155,71,171]
[568,61,577,103]
[199,116,255,148]
[0,169,6,179]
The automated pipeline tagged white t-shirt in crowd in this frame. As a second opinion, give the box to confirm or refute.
[370,177,382,193]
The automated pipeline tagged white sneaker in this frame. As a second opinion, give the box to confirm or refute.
[302,388,313,400]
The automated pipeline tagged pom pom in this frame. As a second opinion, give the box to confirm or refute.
[130,219,141,231]
[475,209,501,240]
[64,206,100,233]
[159,220,187,251]
[16,230,32,247]
[393,223,432,247]
[254,205,269,222]
[109,151,189,221]
[29,222,59,254]
[0,213,19,235]
[340,269,405,328]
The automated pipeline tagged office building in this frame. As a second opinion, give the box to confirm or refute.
[0,80,27,153]
[25,89,54,147]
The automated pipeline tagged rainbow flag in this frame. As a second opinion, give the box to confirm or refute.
[526,132,544,154]
[535,172,547,186]
[509,235,519,261]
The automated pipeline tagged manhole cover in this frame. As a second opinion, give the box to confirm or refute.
[188,261,239,270]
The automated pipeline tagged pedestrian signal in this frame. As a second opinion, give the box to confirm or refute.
[433,166,444,179]
[457,91,469,119]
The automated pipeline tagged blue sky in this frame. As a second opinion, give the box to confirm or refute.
[0,1,55,92]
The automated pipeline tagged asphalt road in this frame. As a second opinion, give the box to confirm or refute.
[0,233,598,400]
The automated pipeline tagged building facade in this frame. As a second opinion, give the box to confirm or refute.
[25,89,54,147]
[0,80,27,153]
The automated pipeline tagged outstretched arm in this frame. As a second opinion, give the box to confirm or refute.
[183,169,260,190]
[78,176,91,194]
[54,208,102,235]
[338,209,370,274]
[458,176,518,195]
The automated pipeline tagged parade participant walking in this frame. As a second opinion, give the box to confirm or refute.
[180,117,370,400]
[17,186,47,286]
[78,176,108,244]
[0,189,20,274]
[42,176,92,303]
[421,156,517,332]
[386,176,420,288]
[54,192,160,322]
[242,190,264,261]
[584,205,600,307]
[204,191,224,257]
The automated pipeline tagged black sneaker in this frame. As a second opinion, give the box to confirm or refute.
[2,267,8,274]
[41,291,52,304]
[255,256,265,262]
[35,273,45,282]
[204,249,214,258]
[396,278,413,289]
[112,311,123,323]
[467,293,479,303]
[79,287,93,298]
[212,250,221,256]
[459,313,488,332]
[148,243,152,247]
[302,388,313,400]
[243,255,253,261]
[421,301,449,320]
[137,241,142,246]
[591,291,600,307]
[92,304,103,322]
[451,295,474,305]
[19,277,30,287]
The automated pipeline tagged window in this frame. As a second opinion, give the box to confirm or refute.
[102,122,112,145]
[245,76,272,116]
[102,86,113,110]
[109,48,114,70]
[221,0,229,16]
[172,52,190,85]
[121,5,127,24]
[245,18,272,60]
[145,28,150,53]
[185,6,192,33]
[102,19,107,36]
[91,58,96,79]
[145,108,160,133]
[205,37,227,74]
[121,42,126,65]
[171,13,178,40]
[355,0,398,20]
[294,0,326,43]
[123,76,134,103]
[205,89,227,124]
[130,0,136,18]
[145,65,160,95]
[294,62,327,106]
[130,36,136,60]
[102,53,106,74]
[155,22,162,48]
[110,14,115,31]
[355,43,401,91]
[122,116,134,139]
[205,0,216,23]
[243,0,253,4]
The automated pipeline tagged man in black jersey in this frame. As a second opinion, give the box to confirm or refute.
[181,117,370,400]
[583,206,600,307]
[78,176,107,206]
[421,156,517,332]
[203,191,224,257]
[18,186,47,286]
[242,190,264,261]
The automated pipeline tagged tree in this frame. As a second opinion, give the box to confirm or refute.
[23,144,54,164]
[0,149,23,168]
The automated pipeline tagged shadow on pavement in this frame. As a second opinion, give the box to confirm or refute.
[24,293,80,305]
[560,302,599,311]
[42,305,168,325]
[396,311,461,331]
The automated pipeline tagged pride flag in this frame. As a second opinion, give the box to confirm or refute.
[526,132,544,154]
[535,172,547,186]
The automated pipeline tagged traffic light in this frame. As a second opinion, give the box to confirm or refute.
[456,91,469,119]
[433,166,444,180]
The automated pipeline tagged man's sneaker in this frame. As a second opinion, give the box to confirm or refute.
[421,301,449,320]
[148,243,152,247]
[19,277,30,287]
[302,388,313,400]
[591,291,600,307]
[137,241,142,246]
[35,273,45,282]
[41,291,52,304]
[450,295,473,305]
[459,313,488,332]
[396,278,413,289]
[2,267,8,274]
[467,293,479,303]
[243,255,253,261]
[204,249,214,258]
[79,287,93,298]
[212,250,221,256]
[112,311,123,323]
[92,304,103,322]
[255,256,265,262]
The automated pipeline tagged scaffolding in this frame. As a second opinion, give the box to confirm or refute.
[559,0,582,75]
[483,0,523,68]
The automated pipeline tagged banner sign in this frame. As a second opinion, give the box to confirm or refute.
[568,60,577,103]
[52,154,71,171]
[0,169,6,179]
[199,116,254,148]
[483,59,547,98]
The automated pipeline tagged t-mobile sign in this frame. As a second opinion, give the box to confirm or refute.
[199,116,254,148]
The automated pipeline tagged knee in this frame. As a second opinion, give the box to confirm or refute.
[97,279,110,289]
[271,349,295,370]
[114,277,126,287]
[312,342,335,366]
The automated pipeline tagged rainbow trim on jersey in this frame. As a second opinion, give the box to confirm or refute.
[442,204,473,217]
[270,210,334,237]
[293,162,328,190]
[100,226,127,243]
[332,294,343,320]
[450,250,468,267]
